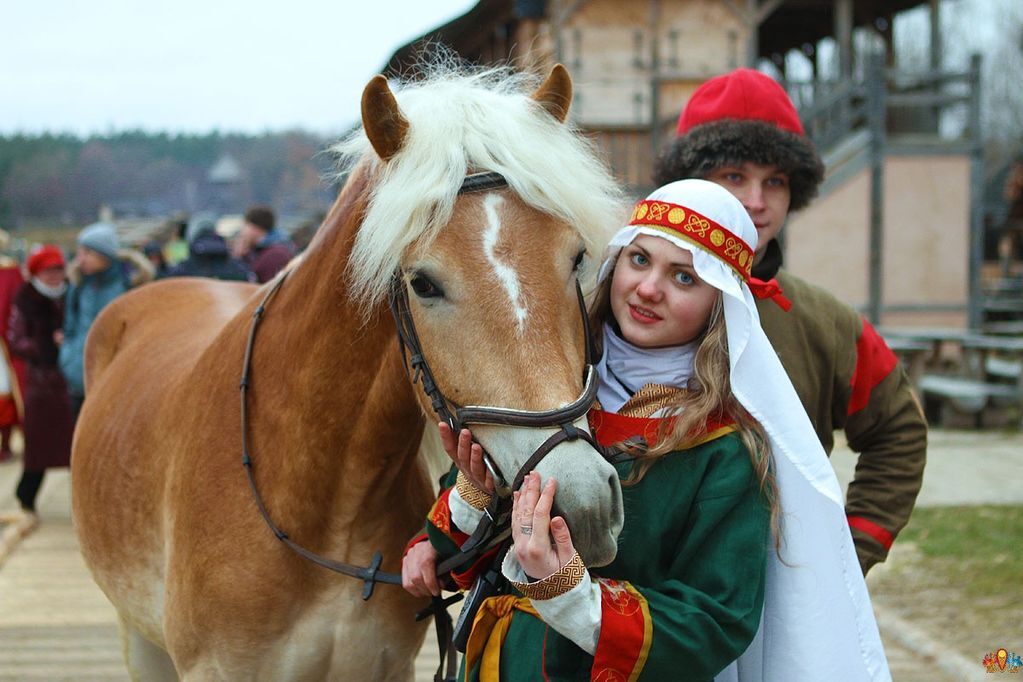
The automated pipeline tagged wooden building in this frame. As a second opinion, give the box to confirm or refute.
[385,0,986,329]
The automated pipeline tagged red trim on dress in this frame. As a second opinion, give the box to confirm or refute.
[847,320,898,415]
[428,488,470,547]
[588,409,735,449]
[592,579,652,680]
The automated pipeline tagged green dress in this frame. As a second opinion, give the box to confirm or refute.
[427,429,770,682]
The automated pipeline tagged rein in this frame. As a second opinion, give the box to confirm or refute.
[238,171,512,596]
[239,271,405,598]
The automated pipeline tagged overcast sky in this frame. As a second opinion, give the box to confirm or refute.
[1,0,477,136]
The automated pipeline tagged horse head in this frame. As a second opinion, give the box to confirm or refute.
[343,64,625,567]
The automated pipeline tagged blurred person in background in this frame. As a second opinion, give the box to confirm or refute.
[144,240,170,279]
[232,205,294,283]
[0,229,25,463]
[163,217,190,266]
[1,246,73,535]
[58,222,153,420]
[165,213,252,282]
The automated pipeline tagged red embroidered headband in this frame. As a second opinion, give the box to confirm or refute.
[628,199,754,280]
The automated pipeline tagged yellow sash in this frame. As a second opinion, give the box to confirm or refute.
[463,595,539,682]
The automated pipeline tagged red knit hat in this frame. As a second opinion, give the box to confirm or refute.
[27,245,66,276]
[676,68,804,136]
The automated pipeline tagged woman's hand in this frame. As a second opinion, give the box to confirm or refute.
[511,472,576,580]
[401,540,441,597]
[438,422,494,493]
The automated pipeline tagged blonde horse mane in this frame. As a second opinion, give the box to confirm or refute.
[332,62,628,311]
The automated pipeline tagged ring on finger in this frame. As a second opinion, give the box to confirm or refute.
[520,525,533,535]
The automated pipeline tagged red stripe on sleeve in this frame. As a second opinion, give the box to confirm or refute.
[847,515,895,550]
[848,319,898,415]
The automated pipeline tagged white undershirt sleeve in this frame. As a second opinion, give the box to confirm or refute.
[501,552,602,655]
[448,487,485,534]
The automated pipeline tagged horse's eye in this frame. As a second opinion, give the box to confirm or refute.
[409,274,443,298]
[572,249,586,272]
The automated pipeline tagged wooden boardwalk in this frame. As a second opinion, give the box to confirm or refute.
[0,467,447,681]
[5,429,1012,680]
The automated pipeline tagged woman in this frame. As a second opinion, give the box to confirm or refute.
[405,180,889,681]
[4,245,74,529]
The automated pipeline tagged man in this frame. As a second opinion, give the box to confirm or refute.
[233,205,294,283]
[654,68,927,574]
[165,213,252,282]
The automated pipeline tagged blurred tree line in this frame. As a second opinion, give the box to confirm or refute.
[0,130,339,228]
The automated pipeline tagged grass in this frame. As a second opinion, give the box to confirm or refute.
[895,505,1023,598]
[867,505,1023,662]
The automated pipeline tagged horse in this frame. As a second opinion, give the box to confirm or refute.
[71,63,627,680]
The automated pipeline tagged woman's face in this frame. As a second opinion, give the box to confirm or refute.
[76,246,111,276]
[37,265,66,288]
[610,234,719,349]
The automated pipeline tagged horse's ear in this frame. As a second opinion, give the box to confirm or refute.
[532,64,573,123]
[362,75,408,162]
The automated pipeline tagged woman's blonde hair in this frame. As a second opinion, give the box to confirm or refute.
[590,261,780,546]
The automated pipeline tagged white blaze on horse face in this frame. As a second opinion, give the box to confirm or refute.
[482,193,528,334]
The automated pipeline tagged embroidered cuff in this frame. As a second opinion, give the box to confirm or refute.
[502,551,601,654]
[455,470,493,511]
[507,552,587,601]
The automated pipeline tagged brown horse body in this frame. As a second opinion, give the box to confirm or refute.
[72,65,626,679]
[74,173,435,679]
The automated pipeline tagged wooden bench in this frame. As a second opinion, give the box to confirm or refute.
[918,374,1022,427]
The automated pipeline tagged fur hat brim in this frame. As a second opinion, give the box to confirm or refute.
[653,119,824,212]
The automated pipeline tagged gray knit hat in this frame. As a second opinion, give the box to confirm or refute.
[77,222,120,260]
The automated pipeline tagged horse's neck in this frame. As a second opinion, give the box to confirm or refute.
[243,176,429,536]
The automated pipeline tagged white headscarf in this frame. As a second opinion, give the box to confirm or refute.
[602,180,890,682]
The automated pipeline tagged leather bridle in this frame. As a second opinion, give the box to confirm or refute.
[388,262,602,501]
[239,170,616,681]
[387,170,623,562]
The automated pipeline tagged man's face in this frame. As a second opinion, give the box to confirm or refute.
[704,163,791,258]
[236,222,264,254]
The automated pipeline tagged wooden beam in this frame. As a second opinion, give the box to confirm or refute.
[721,0,784,64]
[746,0,758,65]
[756,0,785,25]
[929,0,942,70]
[835,0,853,78]
[556,0,589,25]
[721,0,746,22]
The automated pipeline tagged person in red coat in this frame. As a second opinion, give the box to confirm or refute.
[0,229,25,462]
[4,246,74,527]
